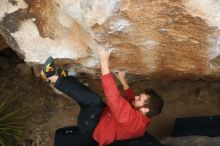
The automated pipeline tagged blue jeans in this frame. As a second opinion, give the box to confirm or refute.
[54,76,104,146]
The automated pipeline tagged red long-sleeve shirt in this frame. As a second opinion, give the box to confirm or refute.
[93,73,150,146]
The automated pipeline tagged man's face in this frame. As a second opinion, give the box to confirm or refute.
[132,93,150,114]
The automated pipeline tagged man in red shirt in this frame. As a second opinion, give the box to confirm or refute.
[41,48,164,146]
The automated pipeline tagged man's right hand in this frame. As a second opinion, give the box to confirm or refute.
[98,47,113,75]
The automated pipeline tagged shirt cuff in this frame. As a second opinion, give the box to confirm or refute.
[124,87,133,92]
[101,73,113,79]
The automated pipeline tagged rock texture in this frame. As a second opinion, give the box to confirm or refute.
[0,35,9,51]
[0,0,220,79]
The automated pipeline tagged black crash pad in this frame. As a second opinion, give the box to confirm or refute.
[173,115,220,137]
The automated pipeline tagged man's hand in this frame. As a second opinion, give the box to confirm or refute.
[115,69,126,82]
[98,48,113,75]
[114,70,129,90]
[98,48,113,63]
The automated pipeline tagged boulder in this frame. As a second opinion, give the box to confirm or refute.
[0,35,9,52]
[0,0,220,79]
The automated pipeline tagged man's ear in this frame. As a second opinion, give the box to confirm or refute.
[140,107,149,114]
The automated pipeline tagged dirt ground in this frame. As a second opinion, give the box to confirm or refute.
[1,48,220,146]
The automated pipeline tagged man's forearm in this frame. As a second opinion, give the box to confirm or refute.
[100,61,110,75]
[120,79,129,90]
[98,47,113,75]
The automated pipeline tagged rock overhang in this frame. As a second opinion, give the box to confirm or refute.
[0,0,220,79]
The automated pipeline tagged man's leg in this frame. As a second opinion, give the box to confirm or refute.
[42,57,103,145]
[41,56,103,106]
[53,76,103,106]
[51,76,104,144]
[54,126,98,146]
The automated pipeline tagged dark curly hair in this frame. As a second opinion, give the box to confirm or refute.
[142,89,164,118]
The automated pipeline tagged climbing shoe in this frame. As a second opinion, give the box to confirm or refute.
[40,70,48,81]
[42,56,56,78]
[57,69,68,78]
[41,68,68,83]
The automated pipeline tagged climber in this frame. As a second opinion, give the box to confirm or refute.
[40,47,164,146]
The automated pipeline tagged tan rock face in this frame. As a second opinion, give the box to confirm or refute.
[0,0,220,79]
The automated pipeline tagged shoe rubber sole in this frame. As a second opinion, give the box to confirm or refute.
[43,56,54,73]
